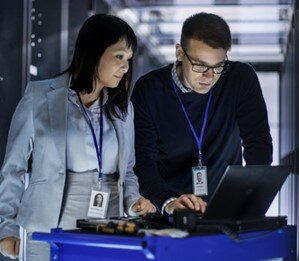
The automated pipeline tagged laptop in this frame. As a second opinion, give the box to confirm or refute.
[77,165,291,234]
[203,165,291,219]
[174,165,292,233]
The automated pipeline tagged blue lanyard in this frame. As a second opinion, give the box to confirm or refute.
[171,79,213,166]
[77,92,104,181]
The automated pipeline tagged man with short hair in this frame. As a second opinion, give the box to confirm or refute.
[132,12,273,215]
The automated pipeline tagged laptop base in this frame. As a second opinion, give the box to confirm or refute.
[173,209,287,233]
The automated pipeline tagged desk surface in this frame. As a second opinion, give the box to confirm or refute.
[32,226,297,261]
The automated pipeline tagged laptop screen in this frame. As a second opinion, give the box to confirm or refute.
[203,165,291,219]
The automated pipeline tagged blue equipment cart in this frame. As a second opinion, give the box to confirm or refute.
[32,226,296,261]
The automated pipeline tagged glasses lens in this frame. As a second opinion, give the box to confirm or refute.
[213,66,224,74]
[193,65,228,74]
[193,65,208,73]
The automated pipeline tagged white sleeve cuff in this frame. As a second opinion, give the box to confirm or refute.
[161,197,177,215]
[127,201,139,217]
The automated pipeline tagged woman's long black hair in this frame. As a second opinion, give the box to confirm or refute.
[66,14,137,120]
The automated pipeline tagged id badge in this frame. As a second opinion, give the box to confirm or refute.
[192,166,208,196]
[87,188,110,219]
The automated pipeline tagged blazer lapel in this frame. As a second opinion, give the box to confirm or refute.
[47,78,68,171]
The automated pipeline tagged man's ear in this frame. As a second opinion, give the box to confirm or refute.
[176,44,183,62]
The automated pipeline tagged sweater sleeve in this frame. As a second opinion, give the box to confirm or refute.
[236,64,273,165]
[132,78,175,212]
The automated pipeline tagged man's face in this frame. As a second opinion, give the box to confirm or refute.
[176,39,227,94]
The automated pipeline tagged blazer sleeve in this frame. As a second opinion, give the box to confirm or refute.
[236,65,273,164]
[122,102,142,214]
[0,83,35,240]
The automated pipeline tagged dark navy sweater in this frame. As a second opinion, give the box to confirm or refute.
[132,62,273,211]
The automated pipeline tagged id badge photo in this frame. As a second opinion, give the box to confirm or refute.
[192,166,208,196]
[87,186,110,219]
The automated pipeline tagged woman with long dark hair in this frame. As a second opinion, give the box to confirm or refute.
[0,14,155,260]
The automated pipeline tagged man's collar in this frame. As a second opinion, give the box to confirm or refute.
[171,61,192,93]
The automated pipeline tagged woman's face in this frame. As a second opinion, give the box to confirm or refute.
[96,194,103,204]
[95,38,133,89]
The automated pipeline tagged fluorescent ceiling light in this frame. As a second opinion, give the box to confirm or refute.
[116,8,139,24]
[228,54,284,62]
[137,5,290,22]
[157,21,287,34]
[229,45,281,54]
[163,54,284,63]
[158,44,281,55]
[229,22,288,34]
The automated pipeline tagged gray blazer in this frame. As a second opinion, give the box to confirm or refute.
[0,74,141,239]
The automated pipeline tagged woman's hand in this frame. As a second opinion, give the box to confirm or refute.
[132,197,156,216]
[0,237,20,259]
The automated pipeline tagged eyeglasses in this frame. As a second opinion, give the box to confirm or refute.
[182,47,229,74]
